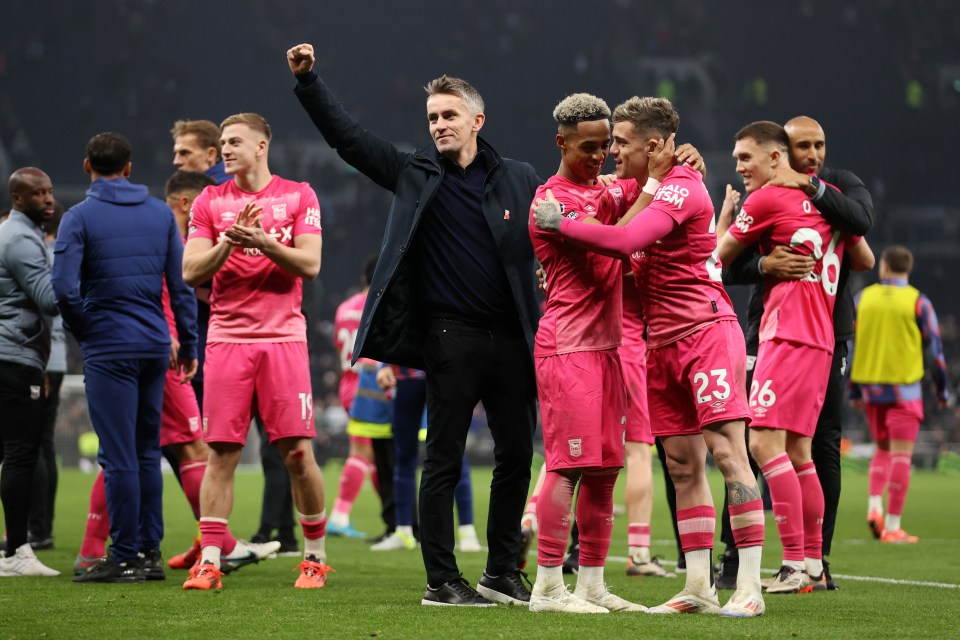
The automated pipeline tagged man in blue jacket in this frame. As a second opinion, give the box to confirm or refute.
[288,43,542,607]
[0,167,60,577]
[53,132,199,583]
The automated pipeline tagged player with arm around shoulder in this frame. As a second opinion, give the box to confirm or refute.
[535,97,765,618]
[716,121,873,594]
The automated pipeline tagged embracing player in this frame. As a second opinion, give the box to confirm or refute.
[716,120,874,593]
[535,96,766,618]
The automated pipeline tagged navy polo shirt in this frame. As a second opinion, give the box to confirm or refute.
[414,150,515,323]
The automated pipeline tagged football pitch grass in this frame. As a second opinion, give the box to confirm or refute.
[2,461,958,639]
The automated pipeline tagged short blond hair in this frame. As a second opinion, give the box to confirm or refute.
[613,97,679,139]
[424,75,485,116]
[553,93,610,132]
[219,113,272,141]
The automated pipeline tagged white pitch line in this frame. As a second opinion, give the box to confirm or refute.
[823,573,959,589]
[603,554,960,590]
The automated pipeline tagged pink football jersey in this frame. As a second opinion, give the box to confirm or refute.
[187,176,322,343]
[529,174,626,356]
[334,291,366,411]
[630,166,736,348]
[729,184,858,351]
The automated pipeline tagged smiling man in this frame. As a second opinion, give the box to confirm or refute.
[289,43,541,607]
[534,97,766,618]
[716,120,874,595]
[716,116,875,590]
[181,113,329,592]
[526,93,642,614]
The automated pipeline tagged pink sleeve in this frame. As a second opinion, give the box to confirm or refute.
[844,234,862,248]
[559,208,677,257]
[186,189,214,241]
[294,184,323,236]
[645,172,701,226]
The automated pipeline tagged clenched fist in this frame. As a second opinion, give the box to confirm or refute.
[287,44,315,75]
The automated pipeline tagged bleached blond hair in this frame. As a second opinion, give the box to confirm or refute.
[553,93,611,132]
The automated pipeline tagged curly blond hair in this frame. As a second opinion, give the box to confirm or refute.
[553,93,611,131]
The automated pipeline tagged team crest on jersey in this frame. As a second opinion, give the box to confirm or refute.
[568,438,582,458]
[560,201,580,220]
[609,185,624,206]
[272,203,287,220]
[30,385,41,400]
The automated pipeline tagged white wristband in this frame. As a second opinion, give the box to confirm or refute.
[642,177,661,196]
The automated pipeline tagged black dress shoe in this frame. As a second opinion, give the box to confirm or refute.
[28,534,54,551]
[715,549,739,590]
[73,555,146,583]
[421,576,495,607]
[477,569,531,605]
[140,549,166,581]
[562,543,579,575]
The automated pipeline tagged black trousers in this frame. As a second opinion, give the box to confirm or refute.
[420,319,536,586]
[0,361,45,552]
[29,371,63,540]
[812,343,846,557]
[372,436,397,534]
[655,438,683,557]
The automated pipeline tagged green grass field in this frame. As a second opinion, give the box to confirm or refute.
[2,460,958,639]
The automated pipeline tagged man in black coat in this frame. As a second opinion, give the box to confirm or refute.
[716,116,874,590]
[288,43,542,607]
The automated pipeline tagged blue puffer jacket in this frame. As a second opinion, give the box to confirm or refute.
[52,177,197,363]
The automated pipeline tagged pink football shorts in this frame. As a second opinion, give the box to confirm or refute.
[536,349,626,471]
[160,367,202,447]
[866,400,923,443]
[647,319,750,437]
[202,341,316,445]
[748,338,832,436]
[620,355,653,444]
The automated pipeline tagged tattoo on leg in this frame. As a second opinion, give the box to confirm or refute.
[727,481,761,506]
